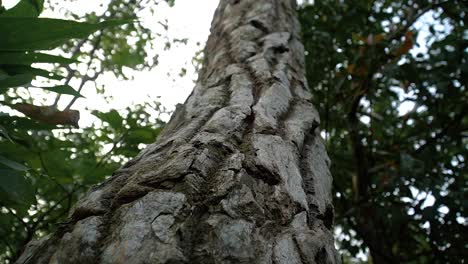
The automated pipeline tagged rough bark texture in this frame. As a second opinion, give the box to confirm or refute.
[16,0,339,263]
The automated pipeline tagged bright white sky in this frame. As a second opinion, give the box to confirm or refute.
[83,0,219,121]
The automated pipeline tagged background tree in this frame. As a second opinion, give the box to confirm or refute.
[299,0,466,262]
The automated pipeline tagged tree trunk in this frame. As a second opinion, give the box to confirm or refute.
[16,0,339,263]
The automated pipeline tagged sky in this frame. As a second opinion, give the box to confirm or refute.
[81,0,219,119]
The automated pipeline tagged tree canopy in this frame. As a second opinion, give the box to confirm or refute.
[299,0,466,262]
[0,0,171,261]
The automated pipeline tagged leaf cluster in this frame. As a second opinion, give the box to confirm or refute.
[0,0,171,262]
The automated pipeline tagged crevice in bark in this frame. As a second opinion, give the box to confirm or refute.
[243,161,282,185]
[293,235,309,264]
[70,208,106,223]
[249,19,269,34]
[318,205,335,230]
[278,97,299,139]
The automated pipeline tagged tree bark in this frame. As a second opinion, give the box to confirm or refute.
[16,0,339,263]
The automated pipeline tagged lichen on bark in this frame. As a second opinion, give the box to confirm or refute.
[16,0,340,263]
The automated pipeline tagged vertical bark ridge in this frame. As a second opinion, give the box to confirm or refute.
[15,1,340,263]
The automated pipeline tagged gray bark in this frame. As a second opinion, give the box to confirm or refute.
[16,0,339,263]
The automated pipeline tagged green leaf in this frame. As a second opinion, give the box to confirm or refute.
[39,149,78,184]
[0,73,34,90]
[33,85,84,97]
[0,68,7,78]
[0,169,36,210]
[0,0,43,18]
[165,0,175,7]
[126,128,155,144]
[0,115,57,130]
[2,65,63,80]
[0,124,13,142]
[0,52,76,65]
[400,153,425,178]
[30,0,44,14]
[0,155,29,171]
[0,18,131,51]
[92,110,123,129]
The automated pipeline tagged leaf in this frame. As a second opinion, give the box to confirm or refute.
[0,73,34,90]
[0,18,131,51]
[165,0,175,7]
[30,0,44,14]
[112,49,144,68]
[0,0,43,18]
[0,115,57,130]
[39,149,74,182]
[92,110,123,129]
[126,128,155,144]
[400,153,425,178]
[2,65,63,80]
[0,155,29,171]
[0,68,7,79]
[0,51,76,65]
[33,85,84,97]
[0,169,36,210]
[0,124,13,142]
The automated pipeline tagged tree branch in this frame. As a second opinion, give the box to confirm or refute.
[52,38,89,107]
[4,206,31,233]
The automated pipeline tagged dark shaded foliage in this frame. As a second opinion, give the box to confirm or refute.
[299,0,466,263]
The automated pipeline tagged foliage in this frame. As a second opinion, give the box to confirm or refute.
[299,0,466,263]
[0,0,125,220]
[0,0,173,262]
[0,101,166,262]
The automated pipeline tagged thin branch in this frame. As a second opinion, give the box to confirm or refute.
[368,160,396,174]
[64,34,103,110]
[52,38,89,107]
[37,152,70,195]
[0,236,16,260]
[64,69,102,110]
[358,109,384,122]
[13,185,83,260]
[348,91,370,200]
[30,186,82,232]
[4,206,30,233]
